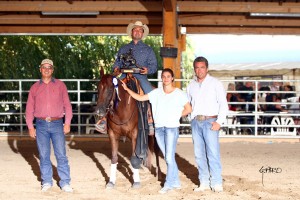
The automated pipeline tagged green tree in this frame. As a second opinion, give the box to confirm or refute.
[0,35,163,79]
[180,37,195,89]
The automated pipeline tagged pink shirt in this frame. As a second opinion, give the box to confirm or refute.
[26,78,73,129]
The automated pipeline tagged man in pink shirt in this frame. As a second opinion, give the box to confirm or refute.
[26,59,73,192]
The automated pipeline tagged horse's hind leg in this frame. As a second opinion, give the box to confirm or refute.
[154,138,163,181]
[106,137,119,189]
[143,135,154,170]
[131,168,141,189]
[130,159,141,189]
[143,135,162,180]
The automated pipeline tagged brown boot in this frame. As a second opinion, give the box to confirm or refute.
[147,104,155,136]
[148,123,155,136]
[95,117,107,134]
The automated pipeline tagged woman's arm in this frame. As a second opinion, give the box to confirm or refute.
[121,80,149,101]
[182,102,192,117]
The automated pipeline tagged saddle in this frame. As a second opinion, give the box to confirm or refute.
[113,69,144,95]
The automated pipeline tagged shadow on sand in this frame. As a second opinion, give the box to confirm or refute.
[67,139,199,187]
[7,138,60,186]
[69,139,144,185]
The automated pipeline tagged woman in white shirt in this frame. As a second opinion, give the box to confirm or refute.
[121,68,192,194]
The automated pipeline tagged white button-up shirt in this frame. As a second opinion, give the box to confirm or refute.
[187,74,228,125]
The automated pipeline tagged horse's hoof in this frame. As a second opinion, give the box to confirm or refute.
[131,182,141,189]
[106,182,115,189]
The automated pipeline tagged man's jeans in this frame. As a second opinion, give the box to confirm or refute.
[191,118,222,187]
[155,127,180,188]
[119,73,153,94]
[36,119,71,188]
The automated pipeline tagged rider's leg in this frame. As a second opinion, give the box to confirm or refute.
[132,74,155,135]
[133,74,153,94]
[147,103,155,136]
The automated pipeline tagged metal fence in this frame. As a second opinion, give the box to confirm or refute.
[1,79,300,138]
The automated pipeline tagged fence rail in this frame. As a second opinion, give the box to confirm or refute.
[1,79,300,138]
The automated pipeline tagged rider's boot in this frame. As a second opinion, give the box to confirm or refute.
[95,117,107,134]
[147,105,155,136]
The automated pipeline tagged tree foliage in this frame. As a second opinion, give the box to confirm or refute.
[0,35,163,80]
[181,37,196,89]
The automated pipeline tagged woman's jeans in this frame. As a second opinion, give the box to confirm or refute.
[191,118,222,187]
[155,127,180,188]
[35,118,71,188]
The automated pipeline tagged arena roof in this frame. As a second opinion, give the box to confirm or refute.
[1,0,300,35]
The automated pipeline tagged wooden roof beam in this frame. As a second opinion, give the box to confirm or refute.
[0,14,162,25]
[2,14,299,28]
[0,25,162,34]
[163,0,175,12]
[3,1,299,13]
[187,27,300,35]
[1,25,299,35]
[179,14,300,27]
[0,1,162,12]
[178,1,300,13]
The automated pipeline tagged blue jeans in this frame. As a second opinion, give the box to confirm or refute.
[119,73,153,94]
[191,118,222,187]
[35,118,71,188]
[155,127,180,188]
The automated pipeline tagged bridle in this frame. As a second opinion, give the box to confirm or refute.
[95,77,136,126]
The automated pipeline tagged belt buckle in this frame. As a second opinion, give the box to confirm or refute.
[197,115,205,121]
[45,117,51,122]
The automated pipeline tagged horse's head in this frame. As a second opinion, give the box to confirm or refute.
[95,67,117,118]
[95,73,115,119]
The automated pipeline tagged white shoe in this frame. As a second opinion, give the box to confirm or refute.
[212,184,223,192]
[194,185,210,192]
[158,186,172,194]
[41,183,52,192]
[62,185,73,193]
[173,186,181,190]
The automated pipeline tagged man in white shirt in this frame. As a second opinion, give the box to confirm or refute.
[187,56,228,193]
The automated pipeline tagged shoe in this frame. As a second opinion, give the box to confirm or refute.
[212,184,223,192]
[194,185,210,192]
[158,186,172,194]
[95,118,107,134]
[61,184,73,193]
[41,183,52,192]
[173,186,181,190]
[148,123,155,136]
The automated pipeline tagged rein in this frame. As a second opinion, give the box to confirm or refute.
[97,78,136,126]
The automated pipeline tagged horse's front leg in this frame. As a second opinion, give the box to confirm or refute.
[106,134,119,189]
[130,129,141,189]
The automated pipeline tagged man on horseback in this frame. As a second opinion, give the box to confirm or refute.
[96,21,157,134]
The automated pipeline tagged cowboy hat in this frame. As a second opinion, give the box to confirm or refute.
[126,21,149,40]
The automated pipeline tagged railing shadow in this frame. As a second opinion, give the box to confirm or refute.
[175,152,199,185]
[7,139,60,186]
[68,139,140,186]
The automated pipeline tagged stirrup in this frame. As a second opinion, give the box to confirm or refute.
[95,118,107,134]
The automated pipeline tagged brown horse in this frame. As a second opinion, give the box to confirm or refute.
[95,68,160,189]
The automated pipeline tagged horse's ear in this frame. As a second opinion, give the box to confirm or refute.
[99,66,104,77]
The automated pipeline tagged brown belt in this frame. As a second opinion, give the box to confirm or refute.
[195,115,217,121]
[37,117,62,122]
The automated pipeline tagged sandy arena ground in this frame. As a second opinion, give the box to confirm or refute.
[0,137,299,200]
